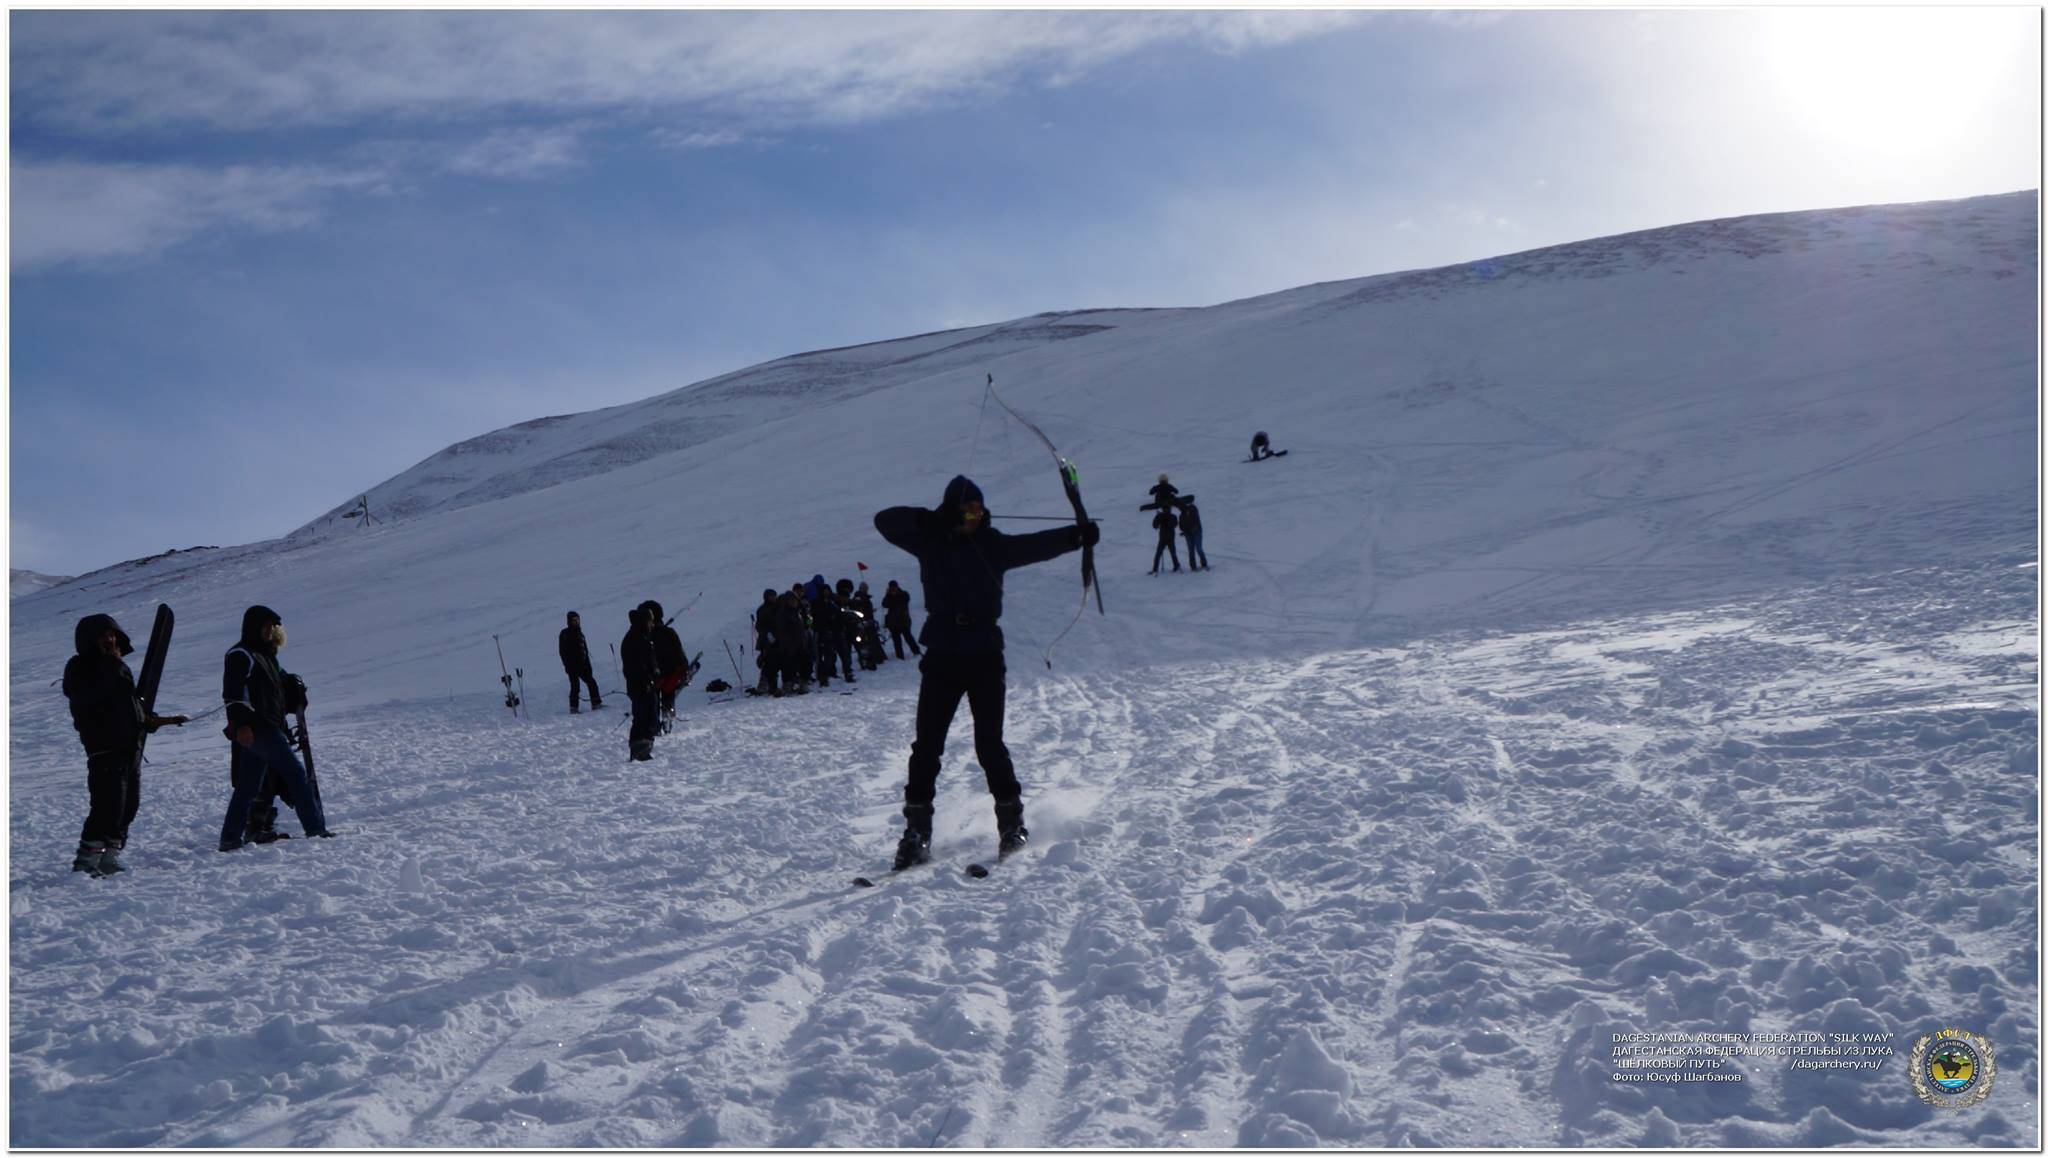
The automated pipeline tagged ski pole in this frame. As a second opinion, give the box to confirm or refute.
[723,639,746,686]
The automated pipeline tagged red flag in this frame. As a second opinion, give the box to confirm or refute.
[856,561,868,571]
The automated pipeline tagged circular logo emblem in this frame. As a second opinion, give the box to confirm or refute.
[1912,1029,1996,1109]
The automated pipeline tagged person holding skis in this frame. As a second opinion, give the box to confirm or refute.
[873,475,1099,869]
[1150,503,1182,574]
[63,614,188,875]
[622,606,661,760]
[881,579,919,660]
[642,600,687,730]
[1177,495,1209,572]
[220,606,332,850]
[559,611,603,713]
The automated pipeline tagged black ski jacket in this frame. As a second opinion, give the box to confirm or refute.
[621,626,659,695]
[881,586,913,631]
[753,598,780,652]
[772,601,809,660]
[874,494,1082,654]
[63,614,145,758]
[1148,481,1180,508]
[1178,502,1203,537]
[558,624,593,673]
[224,605,294,733]
[1152,508,1179,541]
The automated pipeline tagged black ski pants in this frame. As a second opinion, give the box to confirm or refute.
[889,625,920,659]
[80,751,140,847]
[1151,535,1181,573]
[629,688,662,750]
[567,665,601,709]
[903,651,1022,832]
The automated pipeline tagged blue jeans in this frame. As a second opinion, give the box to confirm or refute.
[221,725,326,847]
[1184,530,1208,570]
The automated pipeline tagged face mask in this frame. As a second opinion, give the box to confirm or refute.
[267,623,287,650]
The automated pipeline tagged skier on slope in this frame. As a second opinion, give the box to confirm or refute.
[812,583,849,688]
[881,579,919,660]
[559,611,603,713]
[1177,495,1209,572]
[220,606,332,850]
[1150,504,1182,574]
[63,614,187,875]
[873,475,1100,869]
[622,606,661,761]
[776,590,813,695]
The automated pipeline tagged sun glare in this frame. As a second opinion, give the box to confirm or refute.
[1756,8,2027,172]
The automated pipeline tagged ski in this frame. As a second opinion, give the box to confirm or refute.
[494,635,522,716]
[291,699,323,813]
[126,603,174,780]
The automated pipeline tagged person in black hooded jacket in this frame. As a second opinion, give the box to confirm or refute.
[642,600,687,727]
[62,613,187,875]
[622,606,661,760]
[559,611,603,713]
[220,605,331,850]
[873,474,1098,869]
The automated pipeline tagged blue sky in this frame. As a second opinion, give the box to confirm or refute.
[9,8,2039,576]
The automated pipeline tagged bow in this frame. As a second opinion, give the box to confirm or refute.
[985,372,1103,668]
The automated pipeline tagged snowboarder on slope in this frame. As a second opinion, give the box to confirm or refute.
[63,614,187,875]
[559,611,603,713]
[1250,431,1275,460]
[873,475,1099,869]
[220,606,332,850]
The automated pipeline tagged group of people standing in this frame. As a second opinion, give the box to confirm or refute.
[63,603,335,876]
[58,458,1154,876]
[749,576,914,698]
[1142,474,1209,574]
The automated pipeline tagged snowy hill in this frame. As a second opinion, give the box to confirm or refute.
[8,191,2038,1148]
[9,568,72,598]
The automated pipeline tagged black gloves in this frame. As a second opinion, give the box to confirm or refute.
[1073,521,1101,548]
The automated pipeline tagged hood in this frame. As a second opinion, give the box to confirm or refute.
[73,613,133,658]
[239,605,281,648]
[941,475,984,508]
[566,611,581,626]
[643,600,664,621]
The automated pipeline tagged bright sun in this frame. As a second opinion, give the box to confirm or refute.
[1756,7,2027,170]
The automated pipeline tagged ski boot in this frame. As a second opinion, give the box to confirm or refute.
[995,799,1028,861]
[892,828,932,871]
[246,806,290,845]
[71,841,105,876]
[97,843,128,875]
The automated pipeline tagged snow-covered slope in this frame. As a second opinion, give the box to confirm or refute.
[9,191,2038,1148]
[10,569,73,598]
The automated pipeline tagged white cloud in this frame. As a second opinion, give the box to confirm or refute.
[10,159,387,270]
[443,126,586,180]
[12,11,1363,134]
[648,127,748,152]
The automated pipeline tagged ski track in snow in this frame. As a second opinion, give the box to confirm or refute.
[9,557,2034,1148]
